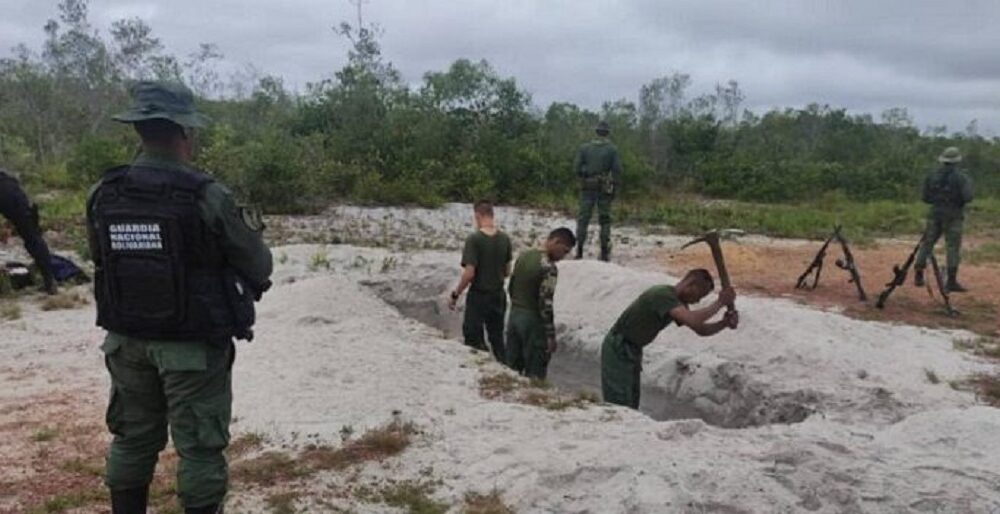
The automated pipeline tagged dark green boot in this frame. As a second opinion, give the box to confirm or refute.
[111,487,148,514]
[186,504,224,514]
[946,268,967,293]
[913,268,925,287]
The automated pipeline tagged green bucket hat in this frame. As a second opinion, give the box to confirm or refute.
[112,81,209,128]
[938,146,962,164]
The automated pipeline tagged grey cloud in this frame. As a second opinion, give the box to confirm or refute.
[1,0,998,133]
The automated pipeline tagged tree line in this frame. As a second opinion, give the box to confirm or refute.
[2,0,998,214]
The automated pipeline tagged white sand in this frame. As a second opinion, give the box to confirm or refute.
[2,205,999,513]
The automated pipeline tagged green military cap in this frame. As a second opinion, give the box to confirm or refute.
[938,146,962,164]
[596,121,611,134]
[112,81,209,128]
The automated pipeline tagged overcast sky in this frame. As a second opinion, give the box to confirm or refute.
[3,0,998,134]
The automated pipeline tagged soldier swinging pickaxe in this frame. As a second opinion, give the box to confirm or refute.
[681,229,739,312]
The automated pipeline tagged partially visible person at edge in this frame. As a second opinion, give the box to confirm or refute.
[574,120,622,262]
[601,270,737,409]
[913,146,973,293]
[86,81,273,514]
[506,227,575,379]
[0,169,58,294]
[448,200,513,363]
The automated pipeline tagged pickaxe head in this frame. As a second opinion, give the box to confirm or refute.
[681,229,744,250]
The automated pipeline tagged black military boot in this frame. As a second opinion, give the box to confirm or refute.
[186,504,223,514]
[913,268,925,287]
[574,245,584,260]
[946,268,967,293]
[41,273,57,295]
[110,486,148,514]
[599,246,611,262]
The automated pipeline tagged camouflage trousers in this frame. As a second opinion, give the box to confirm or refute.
[600,330,642,409]
[505,307,550,380]
[576,190,613,254]
[462,289,507,364]
[915,214,963,272]
[102,333,233,508]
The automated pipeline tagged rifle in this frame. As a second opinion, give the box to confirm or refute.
[796,230,837,290]
[834,229,867,301]
[795,225,867,301]
[927,254,959,317]
[875,238,923,309]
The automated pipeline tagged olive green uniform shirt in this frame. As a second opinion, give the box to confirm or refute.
[574,137,623,191]
[611,285,683,347]
[507,248,558,339]
[921,165,973,219]
[461,230,513,293]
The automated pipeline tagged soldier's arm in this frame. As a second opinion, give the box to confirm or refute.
[538,263,558,348]
[961,173,973,204]
[921,173,933,204]
[200,183,273,292]
[85,184,101,266]
[573,147,585,178]
[611,146,624,192]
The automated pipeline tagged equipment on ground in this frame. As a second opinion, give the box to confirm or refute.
[795,225,867,301]
[682,229,736,312]
[875,236,958,317]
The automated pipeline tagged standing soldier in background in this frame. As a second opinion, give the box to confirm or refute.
[448,200,513,363]
[0,169,57,294]
[506,227,575,379]
[914,146,973,292]
[87,81,273,514]
[574,121,622,262]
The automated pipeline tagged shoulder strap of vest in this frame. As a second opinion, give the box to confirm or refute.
[100,164,131,185]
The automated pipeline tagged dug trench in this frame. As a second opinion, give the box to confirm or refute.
[361,258,820,429]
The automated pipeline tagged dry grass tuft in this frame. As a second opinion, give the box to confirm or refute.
[951,374,1000,407]
[265,491,302,514]
[303,419,417,471]
[1,300,21,320]
[227,431,267,458]
[40,290,89,311]
[463,490,515,514]
[479,372,597,411]
[953,336,1000,360]
[230,451,310,486]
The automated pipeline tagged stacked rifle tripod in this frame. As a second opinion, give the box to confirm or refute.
[794,225,958,317]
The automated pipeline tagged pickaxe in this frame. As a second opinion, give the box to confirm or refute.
[681,229,738,311]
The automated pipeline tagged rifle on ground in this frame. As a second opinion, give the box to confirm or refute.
[795,225,867,301]
[875,238,922,309]
[926,254,958,317]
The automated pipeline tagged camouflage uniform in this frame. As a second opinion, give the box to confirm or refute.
[574,122,622,261]
[506,248,558,379]
[914,147,973,291]
[88,82,273,513]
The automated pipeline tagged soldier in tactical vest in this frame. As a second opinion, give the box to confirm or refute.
[914,147,973,292]
[574,121,622,262]
[0,169,57,294]
[87,81,273,514]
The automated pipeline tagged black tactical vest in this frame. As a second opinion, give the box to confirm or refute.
[91,164,236,342]
[927,166,964,207]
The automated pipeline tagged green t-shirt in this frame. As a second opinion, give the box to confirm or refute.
[611,285,683,347]
[461,230,512,293]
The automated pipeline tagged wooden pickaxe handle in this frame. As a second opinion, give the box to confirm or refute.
[682,230,734,310]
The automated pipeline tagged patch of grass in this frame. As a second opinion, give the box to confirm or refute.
[28,487,108,514]
[966,241,1000,265]
[31,426,59,442]
[303,420,417,471]
[227,431,267,457]
[308,249,331,271]
[479,372,596,411]
[59,457,103,477]
[230,451,310,486]
[951,374,1000,407]
[463,490,515,514]
[1,301,21,321]
[379,480,448,514]
[924,368,941,384]
[39,290,89,311]
[953,336,1000,360]
[265,491,302,514]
